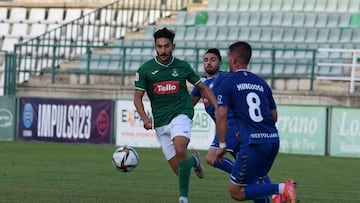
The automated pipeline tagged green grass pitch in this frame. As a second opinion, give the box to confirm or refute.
[0,141,359,203]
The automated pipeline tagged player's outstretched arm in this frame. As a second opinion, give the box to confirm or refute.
[134,90,152,130]
[197,83,217,110]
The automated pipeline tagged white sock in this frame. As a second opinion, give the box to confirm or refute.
[179,196,188,203]
[278,183,285,194]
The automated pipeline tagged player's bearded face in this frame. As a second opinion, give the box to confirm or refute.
[155,38,174,64]
[203,53,221,76]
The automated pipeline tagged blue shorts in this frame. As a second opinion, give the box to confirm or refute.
[230,142,279,186]
[210,119,241,158]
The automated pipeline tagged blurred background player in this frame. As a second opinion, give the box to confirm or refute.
[133,27,217,203]
[215,41,297,203]
[191,48,240,174]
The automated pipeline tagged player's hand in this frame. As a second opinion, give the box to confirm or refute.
[215,148,226,162]
[143,117,153,130]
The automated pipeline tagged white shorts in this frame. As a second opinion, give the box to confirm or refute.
[155,114,192,160]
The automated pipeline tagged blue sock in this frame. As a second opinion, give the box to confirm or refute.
[253,197,270,203]
[213,157,233,173]
[245,183,279,200]
[259,175,271,184]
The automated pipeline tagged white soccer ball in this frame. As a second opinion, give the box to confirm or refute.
[112,146,139,172]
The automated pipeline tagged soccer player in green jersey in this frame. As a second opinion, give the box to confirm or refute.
[134,27,218,203]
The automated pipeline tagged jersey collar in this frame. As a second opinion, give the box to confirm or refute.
[154,56,175,68]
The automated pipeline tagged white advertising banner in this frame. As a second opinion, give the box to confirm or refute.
[115,100,215,150]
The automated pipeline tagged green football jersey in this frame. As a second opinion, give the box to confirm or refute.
[134,57,201,128]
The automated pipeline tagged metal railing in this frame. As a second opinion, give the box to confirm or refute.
[317,48,360,93]
[6,42,319,88]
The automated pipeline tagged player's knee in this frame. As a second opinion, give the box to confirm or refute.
[205,155,214,166]
[229,183,246,201]
[205,150,216,166]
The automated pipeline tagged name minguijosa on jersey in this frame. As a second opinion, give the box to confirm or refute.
[153,81,180,94]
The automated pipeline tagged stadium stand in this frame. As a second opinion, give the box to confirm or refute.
[1,0,359,97]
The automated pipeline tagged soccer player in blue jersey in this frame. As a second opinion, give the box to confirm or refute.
[191,48,240,174]
[215,41,297,203]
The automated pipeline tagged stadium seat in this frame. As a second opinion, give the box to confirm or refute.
[227,0,240,11]
[336,0,350,12]
[184,26,196,41]
[217,0,229,11]
[351,29,360,43]
[81,25,96,42]
[249,0,261,11]
[98,26,113,41]
[216,12,228,26]
[316,28,330,43]
[292,13,305,27]
[259,12,272,26]
[184,12,197,26]
[195,26,207,41]
[207,0,218,11]
[115,26,126,39]
[282,12,294,26]
[292,0,304,11]
[148,10,160,24]
[325,0,339,12]
[115,10,132,26]
[64,23,80,41]
[339,29,352,43]
[270,0,283,11]
[227,26,240,41]
[260,27,272,41]
[259,0,271,11]
[348,0,360,12]
[315,13,328,27]
[303,0,317,11]
[326,14,340,28]
[238,12,250,26]
[227,12,239,26]
[46,8,65,24]
[314,0,327,11]
[0,23,10,38]
[338,13,351,27]
[282,28,296,42]
[238,0,250,11]
[27,8,46,24]
[293,28,306,43]
[283,0,296,11]
[47,24,62,40]
[64,9,82,23]
[8,7,27,23]
[1,38,18,52]
[248,12,261,26]
[305,27,318,43]
[131,10,148,26]
[217,26,229,40]
[271,27,284,42]
[195,11,208,25]
[0,7,8,22]
[350,13,360,27]
[303,12,317,27]
[206,26,218,40]
[327,29,341,43]
[175,11,186,25]
[238,27,251,40]
[28,23,47,38]
[10,23,28,39]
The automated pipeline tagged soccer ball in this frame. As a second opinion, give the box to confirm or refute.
[112,146,139,172]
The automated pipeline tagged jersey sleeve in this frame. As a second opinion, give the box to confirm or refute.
[134,66,147,91]
[185,63,201,86]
